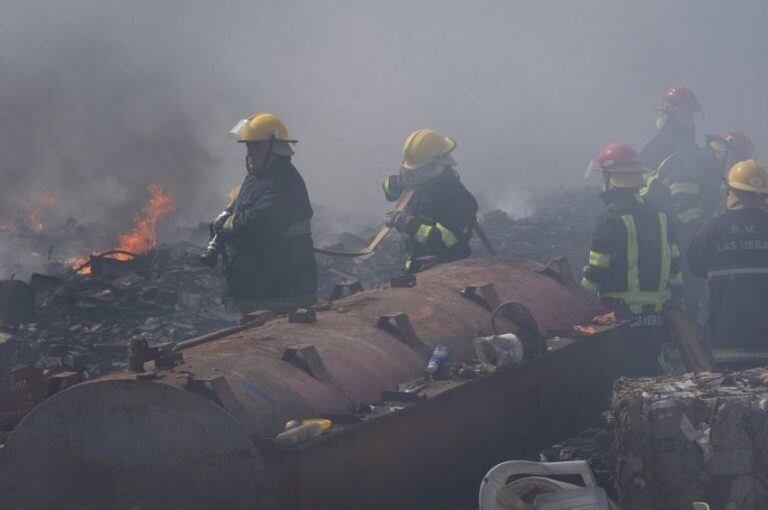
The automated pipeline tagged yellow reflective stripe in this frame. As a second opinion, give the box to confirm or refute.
[678,207,702,224]
[588,250,611,268]
[639,171,658,198]
[603,292,669,304]
[620,214,642,313]
[284,219,311,236]
[435,222,459,247]
[414,224,432,244]
[669,271,683,285]
[669,182,701,196]
[581,277,599,293]
[658,212,671,296]
[621,215,640,294]
[603,291,670,314]
[382,177,400,200]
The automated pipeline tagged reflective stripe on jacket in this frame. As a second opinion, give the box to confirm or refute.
[581,188,682,322]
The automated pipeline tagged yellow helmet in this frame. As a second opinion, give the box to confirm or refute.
[727,160,768,194]
[229,113,297,144]
[401,129,457,170]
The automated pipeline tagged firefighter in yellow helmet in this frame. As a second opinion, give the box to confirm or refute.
[382,129,478,273]
[209,113,317,316]
[688,160,768,368]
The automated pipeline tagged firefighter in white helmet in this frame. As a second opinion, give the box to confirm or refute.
[213,113,317,315]
[383,129,479,273]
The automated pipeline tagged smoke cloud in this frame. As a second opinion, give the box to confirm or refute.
[1,0,767,229]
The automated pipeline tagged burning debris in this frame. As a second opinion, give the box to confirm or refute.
[0,193,57,235]
[68,183,177,273]
[7,244,235,379]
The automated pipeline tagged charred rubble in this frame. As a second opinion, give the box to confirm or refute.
[0,185,602,408]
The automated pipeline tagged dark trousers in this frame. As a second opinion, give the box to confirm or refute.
[622,325,666,377]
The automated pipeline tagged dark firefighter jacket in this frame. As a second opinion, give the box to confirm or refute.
[223,156,317,308]
[581,188,683,327]
[641,119,720,231]
[383,168,478,269]
[687,207,768,361]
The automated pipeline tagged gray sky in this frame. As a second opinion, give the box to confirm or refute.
[1,0,767,228]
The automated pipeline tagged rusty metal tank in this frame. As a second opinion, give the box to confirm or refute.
[0,257,623,510]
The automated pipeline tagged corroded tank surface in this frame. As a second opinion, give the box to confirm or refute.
[0,257,619,510]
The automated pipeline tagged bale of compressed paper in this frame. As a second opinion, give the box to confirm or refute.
[612,370,768,510]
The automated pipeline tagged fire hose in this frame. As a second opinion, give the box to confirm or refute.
[69,250,139,276]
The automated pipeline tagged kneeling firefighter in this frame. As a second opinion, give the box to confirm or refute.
[207,113,317,316]
[688,160,768,369]
[382,129,479,273]
[582,142,684,376]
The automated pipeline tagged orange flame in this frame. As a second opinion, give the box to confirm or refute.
[0,218,17,232]
[26,195,56,233]
[113,183,177,259]
[69,183,176,273]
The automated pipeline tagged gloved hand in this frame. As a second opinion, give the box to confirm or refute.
[385,211,416,233]
[222,214,236,234]
[211,210,232,232]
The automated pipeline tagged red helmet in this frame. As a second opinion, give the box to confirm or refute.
[706,131,755,161]
[595,142,644,173]
[655,85,701,112]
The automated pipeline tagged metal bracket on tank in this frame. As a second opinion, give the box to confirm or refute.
[282,344,331,381]
[329,280,364,301]
[376,313,428,354]
[537,257,577,288]
[461,283,501,311]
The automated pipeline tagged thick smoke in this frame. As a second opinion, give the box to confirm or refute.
[0,27,217,233]
[1,0,767,229]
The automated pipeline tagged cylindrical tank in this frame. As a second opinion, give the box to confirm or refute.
[0,257,615,510]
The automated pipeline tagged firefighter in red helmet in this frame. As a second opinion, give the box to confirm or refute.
[640,86,711,319]
[583,142,684,376]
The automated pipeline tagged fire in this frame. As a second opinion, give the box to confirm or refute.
[0,194,56,233]
[113,183,177,260]
[0,218,17,232]
[69,183,177,273]
[26,195,56,233]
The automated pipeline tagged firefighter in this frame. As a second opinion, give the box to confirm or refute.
[582,142,684,376]
[218,112,317,315]
[641,86,702,171]
[640,86,709,318]
[687,160,768,369]
[383,128,478,273]
[703,131,756,215]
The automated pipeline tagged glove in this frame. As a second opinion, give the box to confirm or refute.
[385,211,416,233]
[222,214,236,233]
[211,210,232,231]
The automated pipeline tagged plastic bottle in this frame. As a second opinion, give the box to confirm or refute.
[275,421,323,445]
[426,344,453,376]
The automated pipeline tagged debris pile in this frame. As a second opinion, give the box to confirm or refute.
[2,243,236,378]
[479,186,603,270]
[539,420,616,493]
[613,369,768,510]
